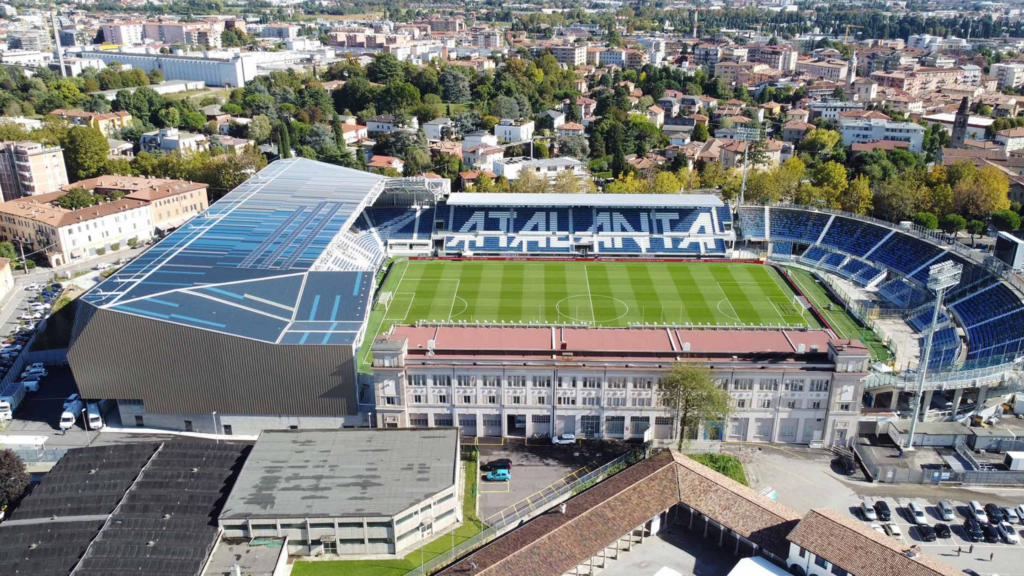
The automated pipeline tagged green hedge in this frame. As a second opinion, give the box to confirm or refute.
[687,453,749,486]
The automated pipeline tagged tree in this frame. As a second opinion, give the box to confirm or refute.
[952,162,1011,218]
[967,219,987,245]
[652,171,683,194]
[557,135,590,161]
[691,122,709,142]
[840,174,873,215]
[940,213,967,235]
[992,209,1022,231]
[0,449,29,509]
[367,53,404,84]
[605,173,649,193]
[54,187,97,210]
[913,212,939,230]
[657,363,732,450]
[61,126,109,181]
[439,68,471,103]
[510,169,548,193]
[810,161,848,207]
[279,127,292,159]
[551,170,590,193]
[248,114,272,143]
[873,177,922,222]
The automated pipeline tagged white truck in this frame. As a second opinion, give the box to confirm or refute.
[86,402,104,430]
[60,399,83,432]
[0,380,28,420]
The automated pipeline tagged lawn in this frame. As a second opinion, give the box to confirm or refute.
[291,457,485,576]
[359,259,820,371]
[786,267,893,362]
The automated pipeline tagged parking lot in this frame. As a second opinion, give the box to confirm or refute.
[475,439,633,523]
[845,496,1024,574]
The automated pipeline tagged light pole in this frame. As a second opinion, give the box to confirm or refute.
[735,126,761,206]
[904,261,962,450]
[82,407,91,447]
[212,411,219,444]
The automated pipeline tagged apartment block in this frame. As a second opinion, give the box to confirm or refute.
[102,21,144,45]
[839,118,926,152]
[551,44,586,67]
[0,141,69,202]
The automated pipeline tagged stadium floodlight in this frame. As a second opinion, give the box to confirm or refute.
[735,126,761,205]
[905,261,963,450]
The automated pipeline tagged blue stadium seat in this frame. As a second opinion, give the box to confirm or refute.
[737,207,766,239]
[799,246,829,266]
[819,217,891,258]
[771,242,794,260]
[818,252,847,272]
[867,233,942,277]
[768,208,831,243]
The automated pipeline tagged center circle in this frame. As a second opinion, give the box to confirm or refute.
[555,294,630,324]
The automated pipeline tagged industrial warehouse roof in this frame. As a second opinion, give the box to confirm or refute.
[81,159,385,345]
[444,193,724,208]
[220,428,460,520]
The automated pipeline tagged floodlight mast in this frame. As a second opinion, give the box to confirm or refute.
[904,261,963,450]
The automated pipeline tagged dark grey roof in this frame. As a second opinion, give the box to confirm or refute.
[220,428,460,520]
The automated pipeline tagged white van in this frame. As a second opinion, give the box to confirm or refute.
[970,500,988,524]
[20,379,39,393]
[908,501,928,525]
[60,399,83,431]
[86,403,104,430]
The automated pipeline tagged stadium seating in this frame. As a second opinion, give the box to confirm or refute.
[818,252,848,272]
[650,237,702,254]
[924,327,961,369]
[866,232,943,277]
[716,206,733,230]
[876,278,918,308]
[737,207,766,238]
[906,307,949,333]
[818,217,891,258]
[799,246,829,266]
[771,242,794,260]
[768,209,831,243]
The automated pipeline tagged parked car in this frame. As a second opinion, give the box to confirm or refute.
[970,501,988,524]
[551,433,577,445]
[1016,504,1024,520]
[934,523,952,539]
[840,457,856,475]
[1003,507,1020,524]
[485,468,510,482]
[870,524,886,535]
[999,523,1020,544]
[861,502,878,521]
[874,500,892,521]
[484,459,512,472]
[883,522,902,538]
[938,500,956,522]
[963,518,984,542]
[21,368,46,380]
[94,263,111,271]
[982,523,1000,543]
[963,570,981,576]
[908,501,928,525]
[918,525,937,542]
[986,503,1005,524]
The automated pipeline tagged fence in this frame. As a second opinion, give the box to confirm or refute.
[415,448,649,575]
[856,439,1024,486]
[4,446,68,463]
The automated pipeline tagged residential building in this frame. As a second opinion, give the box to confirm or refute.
[551,44,586,67]
[68,175,209,233]
[922,110,992,141]
[647,105,665,128]
[0,185,154,266]
[639,37,665,66]
[781,121,815,143]
[624,49,649,69]
[808,100,864,122]
[992,62,1024,90]
[101,21,144,45]
[367,114,419,135]
[796,59,848,82]
[749,44,798,71]
[961,64,983,86]
[492,157,586,182]
[996,127,1024,155]
[839,118,926,152]
[494,119,535,143]
[49,110,133,137]
[423,118,454,142]
[556,122,586,137]
[0,141,69,202]
[694,43,722,68]
[140,128,209,154]
[720,140,784,169]
[371,325,869,446]
[474,30,503,50]
[368,155,405,174]
[463,145,505,172]
[261,23,300,40]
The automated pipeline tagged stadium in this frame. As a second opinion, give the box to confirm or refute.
[68,158,1024,442]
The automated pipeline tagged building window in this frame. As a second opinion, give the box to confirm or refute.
[839,403,852,411]
[534,376,551,388]
[630,416,650,434]
[410,416,428,427]
[414,395,424,404]
[463,395,472,404]
[831,566,847,576]
[323,540,338,554]
[532,415,551,423]
[135,415,144,427]
[760,399,771,409]
[223,425,232,435]
[655,416,674,426]
[409,374,427,386]
[786,401,797,409]
[508,375,526,387]
[184,420,193,432]
[759,379,779,391]
[810,379,830,392]
[434,374,452,386]
[435,415,453,427]
[606,416,625,435]
[582,396,599,406]
[557,396,576,406]
[733,379,753,391]
[812,401,821,409]
[814,556,829,569]
[737,399,746,408]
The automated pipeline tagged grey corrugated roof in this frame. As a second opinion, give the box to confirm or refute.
[220,429,460,519]
[446,193,724,208]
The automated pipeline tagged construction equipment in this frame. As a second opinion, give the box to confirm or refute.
[844,24,863,43]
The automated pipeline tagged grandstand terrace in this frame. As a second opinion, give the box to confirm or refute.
[737,205,1024,395]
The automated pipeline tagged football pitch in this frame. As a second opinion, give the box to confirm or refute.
[360,259,822,369]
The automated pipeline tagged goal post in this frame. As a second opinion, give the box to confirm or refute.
[378,291,394,312]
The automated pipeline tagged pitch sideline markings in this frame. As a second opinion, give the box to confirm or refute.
[582,263,596,323]
[447,279,462,322]
[766,266,814,325]
[713,281,743,323]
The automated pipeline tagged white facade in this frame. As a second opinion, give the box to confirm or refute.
[102,22,144,45]
[992,63,1024,90]
[494,119,535,143]
[140,128,209,154]
[840,118,926,152]
[79,50,259,87]
[492,157,585,181]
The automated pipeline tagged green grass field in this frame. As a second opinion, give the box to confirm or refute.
[360,260,821,371]
[787,267,893,362]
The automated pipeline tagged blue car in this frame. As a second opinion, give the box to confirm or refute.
[486,468,511,482]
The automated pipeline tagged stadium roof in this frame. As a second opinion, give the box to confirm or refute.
[81,159,386,346]
[220,428,460,519]
[445,193,724,208]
